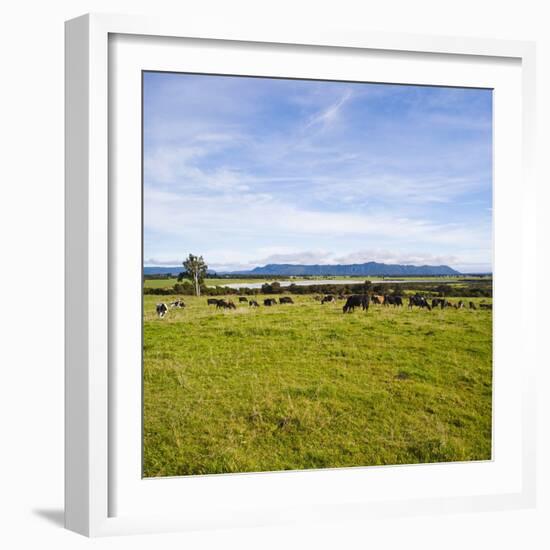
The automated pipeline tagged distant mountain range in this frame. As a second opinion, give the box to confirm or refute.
[144,262,461,277]
[231,262,460,276]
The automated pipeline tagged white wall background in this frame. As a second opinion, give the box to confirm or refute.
[0,1,547,548]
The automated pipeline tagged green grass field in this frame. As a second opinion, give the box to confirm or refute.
[143,294,492,477]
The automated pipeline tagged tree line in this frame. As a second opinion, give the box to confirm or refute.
[144,280,492,298]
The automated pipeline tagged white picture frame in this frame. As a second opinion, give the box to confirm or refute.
[65,13,537,537]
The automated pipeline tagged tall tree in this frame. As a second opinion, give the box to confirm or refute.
[178,254,208,296]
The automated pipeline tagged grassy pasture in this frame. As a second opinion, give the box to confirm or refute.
[143,294,492,477]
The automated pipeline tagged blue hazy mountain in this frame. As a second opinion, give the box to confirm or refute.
[233,262,460,276]
[144,262,461,276]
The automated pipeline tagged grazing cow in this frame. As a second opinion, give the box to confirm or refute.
[238,297,248,303]
[479,303,493,310]
[385,295,403,307]
[432,298,452,309]
[217,299,236,310]
[264,298,277,306]
[457,300,465,309]
[249,300,260,307]
[207,298,220,306]
[156,303,168,318]
[343,294,370,313]
[372,294,385,305]
[279,297,294,304]
[170,299,186,308]
[321,295,335,304]
[469,301,477,310]
[408,294,432,310]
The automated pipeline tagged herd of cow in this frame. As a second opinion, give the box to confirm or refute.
[155,293,492,318]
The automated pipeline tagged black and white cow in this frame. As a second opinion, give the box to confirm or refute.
[408,294,432,310]
[156,303,168,318]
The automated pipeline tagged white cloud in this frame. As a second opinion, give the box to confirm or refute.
[144,186,492,272]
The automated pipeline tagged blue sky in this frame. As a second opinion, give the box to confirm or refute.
[143,72,493,273]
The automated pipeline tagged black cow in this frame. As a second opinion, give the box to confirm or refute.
[408,294,432,310]
[249,300,260,307]
[479,303,493,310]
[207,298,220,306]
[156,303,168,318]
[432,298,447,309]
[238,297,248,303]
[279,297,294,304]
[343,294,370,313]
[321,295,335,304]
[469,301,477,310]
[170,299,186,308]
[217,299,236,310]
[264,298,277,306]
[385,295,403,307]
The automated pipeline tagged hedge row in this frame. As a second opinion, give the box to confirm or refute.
[144,280,492,298]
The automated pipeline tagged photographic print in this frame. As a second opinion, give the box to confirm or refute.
[142,72,493,477]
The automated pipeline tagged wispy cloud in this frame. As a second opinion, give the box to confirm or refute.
[304,89,353,130]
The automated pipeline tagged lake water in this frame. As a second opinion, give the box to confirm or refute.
[215,278,451,290]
